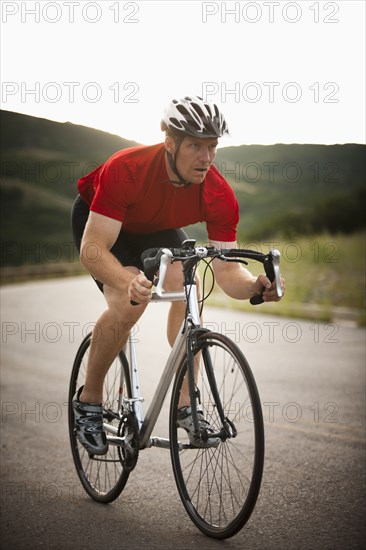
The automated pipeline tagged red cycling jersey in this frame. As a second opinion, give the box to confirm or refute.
[78,143,239,242]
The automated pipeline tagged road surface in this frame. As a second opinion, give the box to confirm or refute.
[1,276,365,549]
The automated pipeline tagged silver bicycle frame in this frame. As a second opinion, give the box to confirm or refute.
[104,245,282,453]
[105,251,201,450]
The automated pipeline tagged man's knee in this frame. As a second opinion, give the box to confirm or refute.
[104,282,147,323]
[164,262,201,292]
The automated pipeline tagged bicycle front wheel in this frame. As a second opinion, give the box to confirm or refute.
[169,331,264,539]
[68,333,132,503]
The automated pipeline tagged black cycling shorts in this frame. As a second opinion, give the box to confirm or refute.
[71,194,188,292]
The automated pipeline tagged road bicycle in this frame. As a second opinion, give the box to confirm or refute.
[68,239,282,539]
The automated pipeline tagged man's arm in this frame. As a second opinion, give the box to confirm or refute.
[210,240,283,302]
[80,211,151,302]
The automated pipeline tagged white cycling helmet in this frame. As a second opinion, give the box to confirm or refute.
[161,96,229,138]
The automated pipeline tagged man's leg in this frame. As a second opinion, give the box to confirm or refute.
[79,267,147,404]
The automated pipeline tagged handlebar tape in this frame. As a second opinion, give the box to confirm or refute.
[250,255,275,305]
[130,248,162,306]
[141,248,164,282]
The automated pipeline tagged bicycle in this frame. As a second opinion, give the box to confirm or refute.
[68,239,282,539]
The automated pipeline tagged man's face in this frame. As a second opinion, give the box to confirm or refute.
[168,136,219,184]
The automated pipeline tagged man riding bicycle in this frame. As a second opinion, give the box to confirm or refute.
[71,96,285,455]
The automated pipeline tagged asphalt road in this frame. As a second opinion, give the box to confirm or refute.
[1,276,365,550]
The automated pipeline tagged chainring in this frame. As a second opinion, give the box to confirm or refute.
[117,411,139,472]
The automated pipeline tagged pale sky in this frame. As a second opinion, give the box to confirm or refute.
[1,0,365,145]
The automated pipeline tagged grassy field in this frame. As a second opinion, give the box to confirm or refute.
[201,232,366,325]
[1,232,365,325]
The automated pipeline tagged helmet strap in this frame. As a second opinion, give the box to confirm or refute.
[164,136,192,188]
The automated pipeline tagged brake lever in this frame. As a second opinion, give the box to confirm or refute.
[250,249,282,305]
[272,249,282,298]
[154,249,173,297]
[130,249,173,306]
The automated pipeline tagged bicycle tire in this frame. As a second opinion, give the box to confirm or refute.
[68,333,132,503]
[169,331,264,539]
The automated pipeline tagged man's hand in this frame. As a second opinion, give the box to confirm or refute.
[254,274,286,302]
[128,273,153,305]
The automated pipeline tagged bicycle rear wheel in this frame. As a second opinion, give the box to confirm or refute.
[68,333,132,503]
[169,331,264,539]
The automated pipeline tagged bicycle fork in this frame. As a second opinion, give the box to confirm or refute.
[187,330,237,445]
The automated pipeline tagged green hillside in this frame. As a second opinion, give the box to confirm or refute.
[1,111,138,266]
[214,143,365,241]
[1,110,365,267]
